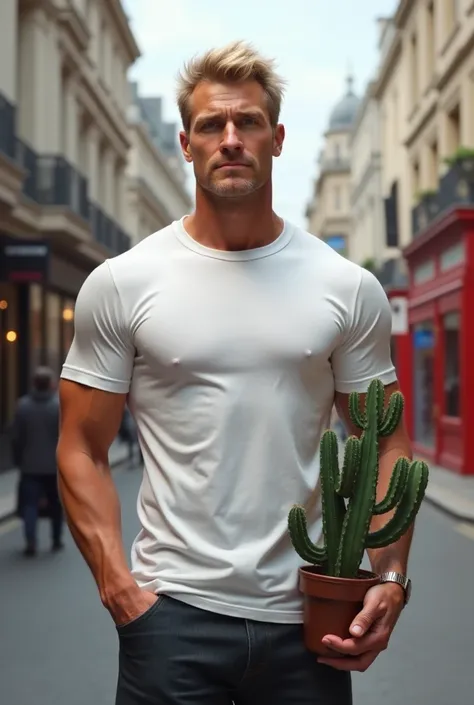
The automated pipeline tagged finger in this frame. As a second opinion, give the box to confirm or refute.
[318,650,379,672]
[322,633,384,657]
[349,599,385,637]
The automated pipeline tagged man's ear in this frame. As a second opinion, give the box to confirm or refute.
[272,123,285,158]
[179,131,193,163]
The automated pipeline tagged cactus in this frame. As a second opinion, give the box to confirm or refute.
[288,379,429,579]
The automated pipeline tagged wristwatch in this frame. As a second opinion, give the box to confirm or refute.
[379,571,411,606]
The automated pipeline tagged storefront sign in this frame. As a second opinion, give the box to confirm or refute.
[0,238,50,283]
[414,329,434,349]
[390,296,408,335]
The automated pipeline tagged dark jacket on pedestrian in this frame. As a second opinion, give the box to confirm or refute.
[11,389,60,475]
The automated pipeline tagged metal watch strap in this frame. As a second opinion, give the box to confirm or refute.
[379,571,411,605]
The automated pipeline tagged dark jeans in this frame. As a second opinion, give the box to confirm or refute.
[115,595,352,704]
[21,474,63,548]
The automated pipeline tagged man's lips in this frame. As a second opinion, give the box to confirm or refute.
[216,162,249,168]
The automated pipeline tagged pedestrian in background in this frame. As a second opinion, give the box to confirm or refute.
[11,366,64,557]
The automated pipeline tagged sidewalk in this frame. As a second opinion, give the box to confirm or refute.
[0,439,129,523]
[422,459,474,522]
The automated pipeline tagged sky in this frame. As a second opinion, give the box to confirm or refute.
[122,0,398,228]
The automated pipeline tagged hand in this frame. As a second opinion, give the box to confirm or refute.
[107,585,159,627]
[317,582,405,672]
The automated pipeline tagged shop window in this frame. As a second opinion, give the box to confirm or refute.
[29,284,44,378]
[62,299,75,360]
[46,292,61,378]
[443,312,460,417]
[413,320,435,447]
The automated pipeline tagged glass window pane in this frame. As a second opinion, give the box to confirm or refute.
[413,320,435,446]
[46,292,61,378]
[443,311,460,417]
[62,299,75,361]
[29,284,43,379]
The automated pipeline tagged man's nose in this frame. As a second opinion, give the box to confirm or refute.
[220,123,243,153]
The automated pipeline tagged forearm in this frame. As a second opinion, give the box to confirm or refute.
[57,448,137,609]
[367,444,414,575]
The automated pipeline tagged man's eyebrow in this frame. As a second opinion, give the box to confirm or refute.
[194,109,266,126]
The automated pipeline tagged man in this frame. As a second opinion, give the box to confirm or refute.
[12,366,64,556]
[57,40,414,704]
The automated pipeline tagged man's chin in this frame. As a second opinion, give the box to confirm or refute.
[207,178,259,198]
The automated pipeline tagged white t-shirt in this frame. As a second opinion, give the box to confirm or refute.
[61,217,397,623]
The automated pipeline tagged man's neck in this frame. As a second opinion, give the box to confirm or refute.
[184,186,284,252]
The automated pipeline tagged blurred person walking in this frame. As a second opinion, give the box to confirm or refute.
[12,366,64,557]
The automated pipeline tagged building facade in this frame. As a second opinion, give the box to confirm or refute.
[349,80,386,268]
[373,0,474,473]
[0,0,140,466]
[306,77,360,259]
[126,83,192,243]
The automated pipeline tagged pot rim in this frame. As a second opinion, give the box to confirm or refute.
[299,565,379,584]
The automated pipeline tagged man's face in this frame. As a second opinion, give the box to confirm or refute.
[180,80,285,199]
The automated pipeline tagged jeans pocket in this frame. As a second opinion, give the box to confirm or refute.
[116,595,166,633]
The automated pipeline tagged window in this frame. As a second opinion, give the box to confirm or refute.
[446,104,460,155]
[410,33,419,107]
[428,139,439,190]
[443,312,460,417]
[413,320,435,447]
[426,3,435,82]
[62,299,75,360]
[46,292,61,378]
[29,284,44,377]
[412,160,420,200]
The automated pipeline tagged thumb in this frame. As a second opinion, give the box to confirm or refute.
[350,598,381,637]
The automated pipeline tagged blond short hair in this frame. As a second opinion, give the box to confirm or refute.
[176,40,286,132]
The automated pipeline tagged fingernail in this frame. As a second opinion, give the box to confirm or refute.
[322,638,331,645]
[351,625,363,635]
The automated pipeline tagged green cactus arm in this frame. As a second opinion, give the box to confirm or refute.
[366,460,429,549]
[373,379,386,425]
[319,430,347,573]
[348,392,366,429]
[336,380,383,578]
[337,435,361,497]
[379,391,404,437]
[373,456,410,515]
[288,505,327,565]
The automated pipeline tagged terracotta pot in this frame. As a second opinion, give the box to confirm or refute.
[299,565,380,657]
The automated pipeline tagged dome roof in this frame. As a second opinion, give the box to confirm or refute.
[328,75,360,131]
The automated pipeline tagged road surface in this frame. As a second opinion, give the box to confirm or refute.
[1,462,473,704]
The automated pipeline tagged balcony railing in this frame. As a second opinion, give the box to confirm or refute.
[15,138,38,201]
[411,161,474,237]
[90,203,131,255]
[0,91,131,255]
[35,155,90,221]
[0,93,15,160]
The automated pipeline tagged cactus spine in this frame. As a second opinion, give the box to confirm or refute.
[288,379,429,579]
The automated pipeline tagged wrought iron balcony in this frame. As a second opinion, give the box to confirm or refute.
[90,202,131,255]
[0,93,15,161]
[34,155,90,221]
[411,161,474,237]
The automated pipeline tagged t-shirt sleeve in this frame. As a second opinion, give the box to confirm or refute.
[331,267,397,394]
[60,261,134,394]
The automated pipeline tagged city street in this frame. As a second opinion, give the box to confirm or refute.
[1,464,473,705]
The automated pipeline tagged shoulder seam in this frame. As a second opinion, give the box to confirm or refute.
[104,260,129,335]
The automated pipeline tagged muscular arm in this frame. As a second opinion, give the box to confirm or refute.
[335,381,414,576]
[56,380,149,623]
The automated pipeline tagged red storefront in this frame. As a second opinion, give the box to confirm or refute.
[402,207,474,475]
